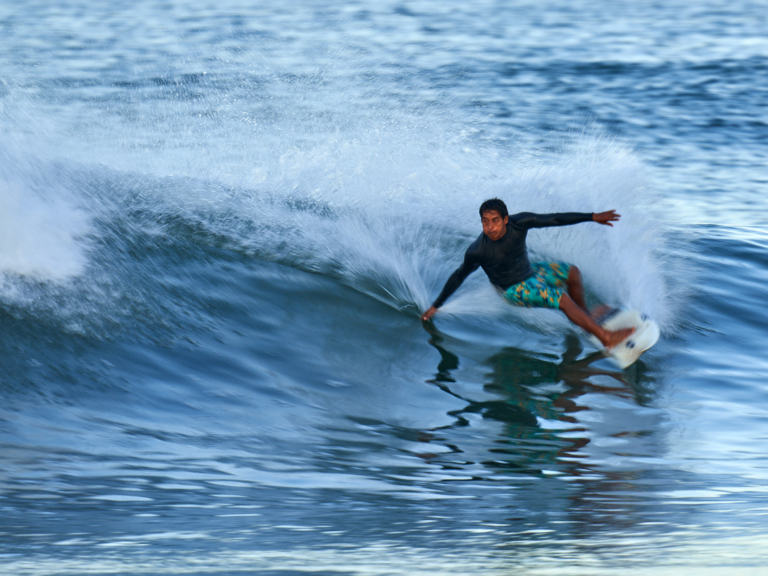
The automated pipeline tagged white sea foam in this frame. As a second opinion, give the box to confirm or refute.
[207,128,682,332]
[0,167,90,283]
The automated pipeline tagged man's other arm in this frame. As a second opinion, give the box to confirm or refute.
[421,254,480,321]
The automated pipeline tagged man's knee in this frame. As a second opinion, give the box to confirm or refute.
[568,265,581,283]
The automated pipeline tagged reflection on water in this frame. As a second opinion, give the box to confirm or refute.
[420,321,671,536]
[422,321,650,474]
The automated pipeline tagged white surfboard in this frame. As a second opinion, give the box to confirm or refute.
[588,308,660,369]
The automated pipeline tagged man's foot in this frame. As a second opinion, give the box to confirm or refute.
[601,327,635,349]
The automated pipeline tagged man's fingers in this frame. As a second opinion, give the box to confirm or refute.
[421,307,437,321]
[597,210,620,226]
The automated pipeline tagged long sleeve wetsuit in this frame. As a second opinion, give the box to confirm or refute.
[431,211,593,308]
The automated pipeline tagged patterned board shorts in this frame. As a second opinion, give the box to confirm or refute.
[503,262,572,310]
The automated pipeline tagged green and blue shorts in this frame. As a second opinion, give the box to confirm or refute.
[503,262,571,310]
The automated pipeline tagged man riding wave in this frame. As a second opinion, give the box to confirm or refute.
[421,198,634,348]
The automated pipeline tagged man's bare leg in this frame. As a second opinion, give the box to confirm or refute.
[589,304,612,321]
[567,266,612,321]
[559,294,633,348]
[566,266,587,310]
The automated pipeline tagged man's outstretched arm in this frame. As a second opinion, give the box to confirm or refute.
[514,210,621,229]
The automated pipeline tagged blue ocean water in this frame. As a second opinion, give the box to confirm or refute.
[1,1,767,574]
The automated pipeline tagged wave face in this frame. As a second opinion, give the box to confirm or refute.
[2,1,768,575]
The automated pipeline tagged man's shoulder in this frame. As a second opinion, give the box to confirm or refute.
[508,211,536,223]
[464,232,486,256]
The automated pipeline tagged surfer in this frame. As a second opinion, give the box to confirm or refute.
[421,199,634,348]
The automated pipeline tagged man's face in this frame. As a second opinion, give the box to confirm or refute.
[481,210,508,241]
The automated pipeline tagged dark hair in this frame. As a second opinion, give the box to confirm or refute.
[479,198,508,219]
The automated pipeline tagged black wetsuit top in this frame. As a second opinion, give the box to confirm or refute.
[431,212,593,308]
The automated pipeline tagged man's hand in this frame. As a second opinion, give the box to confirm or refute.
[421,306,438,322]
[593,210,621,227]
